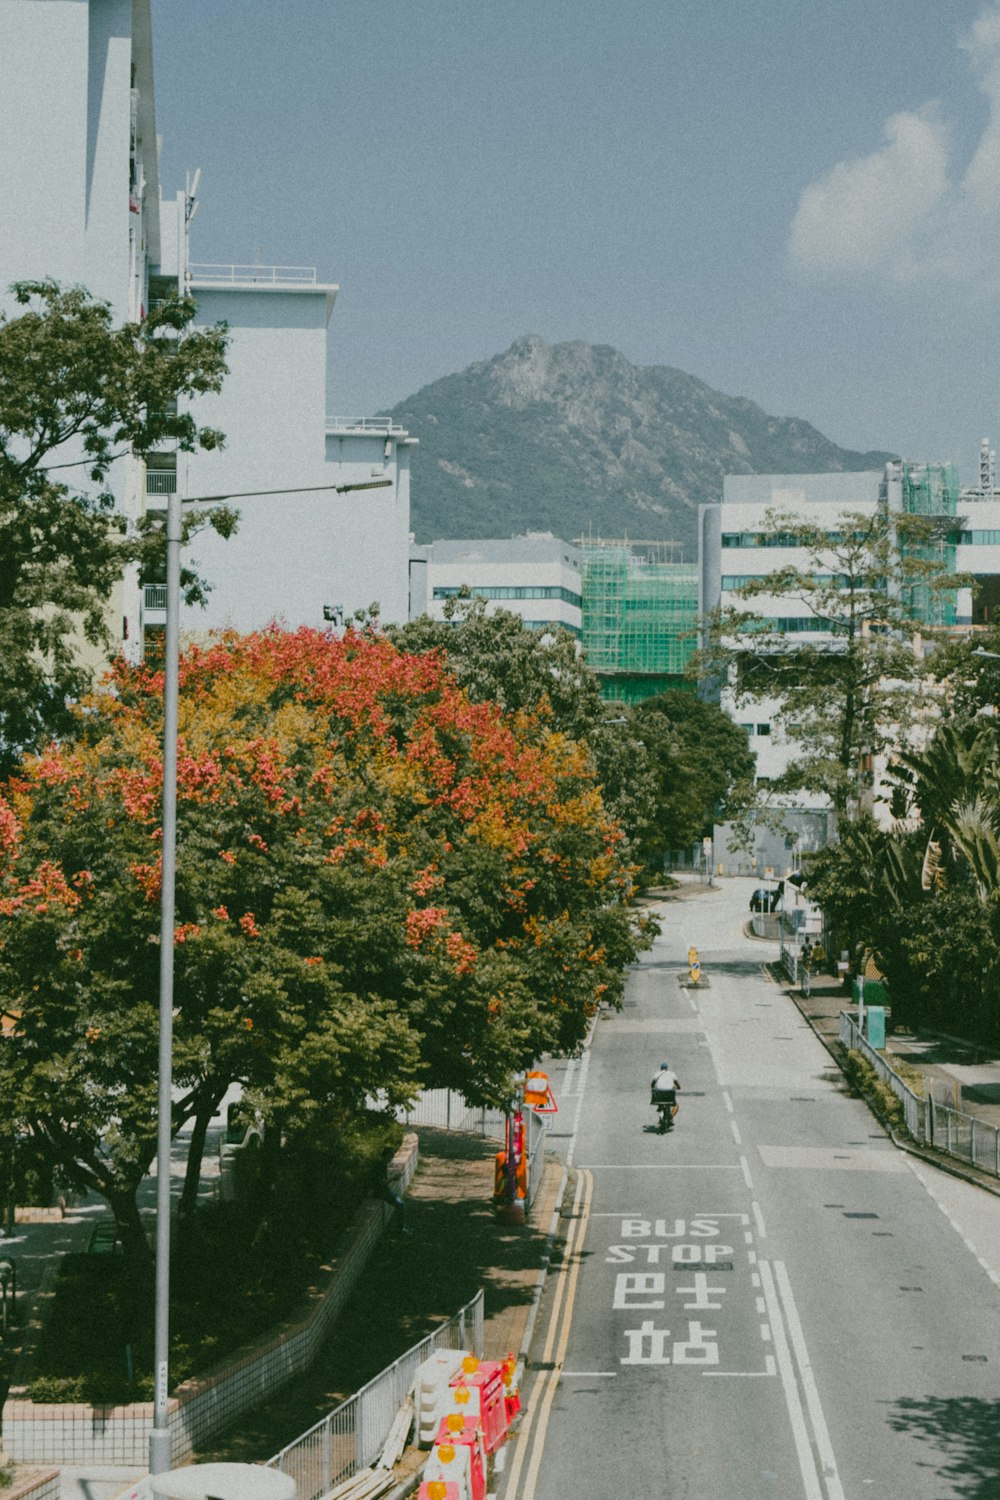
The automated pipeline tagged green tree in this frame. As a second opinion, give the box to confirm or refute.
[631,690,756,865]
[387,592,659,852]
[0,280,232,774]
[808,728,1000,1040]
[697,506,967,815]
[0,626,653,1286]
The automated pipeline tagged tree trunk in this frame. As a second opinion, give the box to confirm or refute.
[179,1102,215,1216]
[105,1182,153,1328]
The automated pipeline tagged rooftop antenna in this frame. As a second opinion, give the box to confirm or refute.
[981,438,992,493]
[185,167,201,225]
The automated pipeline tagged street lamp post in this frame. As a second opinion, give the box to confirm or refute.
[148,476,391,1477]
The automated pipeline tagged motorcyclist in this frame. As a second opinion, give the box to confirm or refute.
[650,1061,680,1122]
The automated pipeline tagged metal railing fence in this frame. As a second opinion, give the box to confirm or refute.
[189,262,319,285]
[839,1011,1000,1180]
[395,1088,506,1136]
[267,1289,485,1500]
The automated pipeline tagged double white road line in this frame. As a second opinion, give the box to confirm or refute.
[760,1258,845,1500]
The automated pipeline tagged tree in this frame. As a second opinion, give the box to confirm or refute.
[697,506,967,815]
[0,280,232,775]
[631,690,756,864]
[0,626,653,1283]
[807,724,1000,1040]
[387,593,659,852]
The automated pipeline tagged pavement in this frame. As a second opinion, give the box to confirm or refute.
[2,1123,567,1500]
[8,876,1000,1497]
[764,942,1000,1199]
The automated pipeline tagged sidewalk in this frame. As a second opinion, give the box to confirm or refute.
[193,1127,566,1469]
[778,965,1000,1196]
[11,1127,565,1499]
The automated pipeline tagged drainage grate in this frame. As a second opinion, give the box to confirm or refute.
[872,1232,893,1237]
[790,1097,816,1102]
[962,1355,988,1362]
[899,1286,924,1292]
[823,1204,844,1209]
[844,1212,879,1219]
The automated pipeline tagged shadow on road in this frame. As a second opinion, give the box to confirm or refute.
[885,1394,1000,1498]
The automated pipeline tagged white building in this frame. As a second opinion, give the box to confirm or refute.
[0,0,414,655]
[698,466,949,870]
[409,534,582,635]
[0,0,162,652]
[956,438,1000,629]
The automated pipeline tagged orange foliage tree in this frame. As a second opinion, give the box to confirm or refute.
[0,626,653,1267]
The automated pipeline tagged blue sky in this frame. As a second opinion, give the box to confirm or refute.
[153,1,1000,481]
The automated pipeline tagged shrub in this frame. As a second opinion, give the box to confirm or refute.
[845,1050,908,1136]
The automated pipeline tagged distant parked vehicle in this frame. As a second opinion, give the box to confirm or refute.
[749,886,781,913]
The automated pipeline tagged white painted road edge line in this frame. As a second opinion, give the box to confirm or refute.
[774,1260,846,1500]
[907,1159,1000,1291]
[564,1048,590,1171]
[752,1199,767,1238]
[759,1259,823,1500]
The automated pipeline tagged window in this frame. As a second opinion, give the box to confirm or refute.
[756,723,771,736]
[431,584,582,606]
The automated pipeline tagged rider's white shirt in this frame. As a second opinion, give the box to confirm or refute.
[651,1069,679,1092]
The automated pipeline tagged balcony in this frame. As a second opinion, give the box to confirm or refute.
[143,585,168,612]
[189,263,318,287]
[326,417,409,436]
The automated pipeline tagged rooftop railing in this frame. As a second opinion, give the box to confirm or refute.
[326,417,407,434]
[189,263,319,286]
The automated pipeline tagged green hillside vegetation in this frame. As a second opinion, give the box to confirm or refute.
[386,335,896,554]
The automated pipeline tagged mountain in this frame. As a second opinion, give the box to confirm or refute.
[384,335,897,557]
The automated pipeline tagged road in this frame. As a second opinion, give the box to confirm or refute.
[500,878,1000,1500]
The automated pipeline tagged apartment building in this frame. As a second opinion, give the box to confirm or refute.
[0,0,413,658]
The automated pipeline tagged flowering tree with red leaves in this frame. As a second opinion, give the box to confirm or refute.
[0,626,652,1276]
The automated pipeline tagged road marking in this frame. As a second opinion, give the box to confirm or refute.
[565,1051,590,1170]
[580,1164,743,1171]
[741,1155,754,1188]
[505,1169,593,1500]
[907,1161,1000,1290]
[752,1200,767,1238]
[759,1260,823,1500]
[730,1120,743,1145]
[704,1365,776,1377]
[560,1370,616,1377]
[758,1145,907,1172]
[775,1260,845,1500]
[723,1090,734,1114]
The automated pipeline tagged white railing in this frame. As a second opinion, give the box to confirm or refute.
[267,1290,485,1500]
[327,417,408,434]
[189,263,318,286]
[394,1088,506,1137]
[839,1011,1000,1178]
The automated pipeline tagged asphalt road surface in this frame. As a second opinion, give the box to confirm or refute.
[501,878,1000,1500]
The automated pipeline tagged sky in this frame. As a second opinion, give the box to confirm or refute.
[153,0,1000,483]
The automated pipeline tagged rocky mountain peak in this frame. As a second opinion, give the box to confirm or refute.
[385,337,897,554]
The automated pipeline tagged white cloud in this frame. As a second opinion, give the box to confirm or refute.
[789,5,1000,285]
